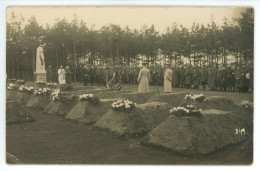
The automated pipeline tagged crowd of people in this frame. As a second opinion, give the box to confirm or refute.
[46,63,253,93]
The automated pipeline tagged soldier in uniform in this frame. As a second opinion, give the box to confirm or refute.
[216,66,223,91]
[222,66,228,91]
[226,66,235,92]
[207,66,216,91]
[179,66,185,88]
[172,66,180,88]
[46,65,53,83]
[193,66,201,89]
[65,66,72,84]
[184,66,193,89]
[234,66,241,92]
[201,65,208,90]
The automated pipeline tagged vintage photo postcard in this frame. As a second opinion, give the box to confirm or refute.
[5,6,254,165]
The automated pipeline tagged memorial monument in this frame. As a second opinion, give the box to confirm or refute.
[34,45,46,82]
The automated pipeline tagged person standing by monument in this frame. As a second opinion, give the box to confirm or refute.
[164,63,173,93]
[46,65,53,83]
[65,66,72,84]
[137,62,150,93]
[58,66,66,85]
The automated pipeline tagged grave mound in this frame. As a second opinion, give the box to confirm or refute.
[44,97,78,116]
[94,102,171,137]
[147,92,187,107]
[142,109,252,155]
[6,101,35,124]
[26,95,51,109]
[66,99,116,124]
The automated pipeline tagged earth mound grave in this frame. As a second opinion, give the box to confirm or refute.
[26,95,51,109]
[94,102,171,137]
[66,99,116,124]
[44,96,78,116]
[142,109,251,155]
[121,91,156,104]
[182,96,238,111]
[147,92,188,107]
[6,101,35,124]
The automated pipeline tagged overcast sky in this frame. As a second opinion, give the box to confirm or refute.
[6,7,247,33]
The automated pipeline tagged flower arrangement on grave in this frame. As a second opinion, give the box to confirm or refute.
[7,83,18,90]
[46,82,57,88]
[18,85,34,93]
[33,88,51,96]
[79,94,100,104]
[8,79,17,83]
[241,100,253,110]
[36,81,46,85]
[52,89,61,101]
[111,99,136,111]
[185,94,206,102]
[107,81,121,91]
[170,105,202,117]
[16,80,25,84]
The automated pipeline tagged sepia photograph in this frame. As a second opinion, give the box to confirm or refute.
[5,5,254,165]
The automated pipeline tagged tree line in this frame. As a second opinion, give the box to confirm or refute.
[6,8,253,81]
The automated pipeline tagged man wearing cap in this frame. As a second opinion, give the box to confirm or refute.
[164,63,173,93]
[137,62,150,93]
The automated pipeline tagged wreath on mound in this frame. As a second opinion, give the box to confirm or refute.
[111,99,136,111]
[185,94,206,102]
[107,81,121,91]
[241,100,253,112]
[170,105,202,117]
[79,94,100,104]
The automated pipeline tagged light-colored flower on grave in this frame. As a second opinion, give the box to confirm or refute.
[111,99,136,110]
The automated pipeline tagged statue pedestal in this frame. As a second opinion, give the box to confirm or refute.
[34,72,46,82]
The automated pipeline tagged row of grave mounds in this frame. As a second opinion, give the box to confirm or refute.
[141,108,253,155]
[6,101,35,124]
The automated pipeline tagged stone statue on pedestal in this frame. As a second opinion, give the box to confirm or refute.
[34,45,46,82]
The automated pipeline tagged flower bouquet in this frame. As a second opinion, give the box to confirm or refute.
[18,85,34,93]
[46,82,58,88]
[7,83,18,90]
[8,79,17,83]
[16,80,25,85]
[170,105,202,117]
[79,94,100,104]
[35,81,46,88]
[111,99,136,111]
[33,88,51,96]
[241,100,253,111]
[185,94,206,102]
[107,81,121,91]
[52,89,61,101]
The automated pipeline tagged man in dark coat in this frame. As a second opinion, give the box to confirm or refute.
[83,66,89,86]
[172,66,180,88]
[207,67,216,91]
[46,65,53,83]
[179,66,185,88]
[185,66,193,89]
[201,66,208,90]
[65,66,72,84]
[193,66,201,89]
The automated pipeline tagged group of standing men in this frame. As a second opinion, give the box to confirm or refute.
[46,62,253,93]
